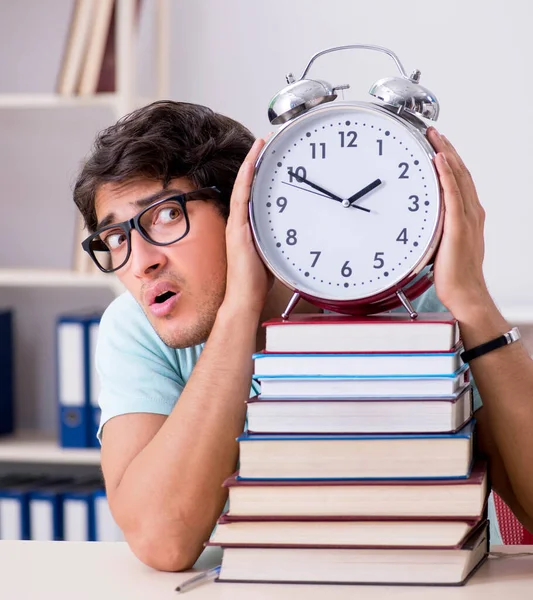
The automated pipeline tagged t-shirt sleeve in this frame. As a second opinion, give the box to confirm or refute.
[410,285,482,411]
[95,294,185,443]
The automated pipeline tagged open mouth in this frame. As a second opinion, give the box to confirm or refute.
[154,291,176,304]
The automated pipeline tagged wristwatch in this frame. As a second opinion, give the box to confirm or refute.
[460,327,521,363]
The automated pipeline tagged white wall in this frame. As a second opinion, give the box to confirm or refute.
[167,0,533,315]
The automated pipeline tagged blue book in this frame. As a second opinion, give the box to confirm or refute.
[56,313,102,448]
[236,420,476,481]
[253,348,464,378]
[0,310,14,435]
[255,364,470,398]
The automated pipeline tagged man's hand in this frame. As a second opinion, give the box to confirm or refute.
[427,128,494,322]
[223,138,273,317]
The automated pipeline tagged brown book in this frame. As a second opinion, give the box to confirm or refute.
[224,460,488,519]
[56,0,96,95]
[78,0,115,95]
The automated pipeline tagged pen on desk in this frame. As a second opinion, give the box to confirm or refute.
[175,565,221,593]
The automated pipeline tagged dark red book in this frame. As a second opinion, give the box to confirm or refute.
[212,521,489,586]
[223,460,488,519]
[263,312,459,353]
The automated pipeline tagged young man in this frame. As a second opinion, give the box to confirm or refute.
[74,101,533,571]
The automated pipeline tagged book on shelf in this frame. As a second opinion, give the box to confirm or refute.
[256,364,469,398]
[263,312,460,354]
[213,520,488,586]
[246,385,473,434]
[78,0,115,95]
[253,347,464,377]
[56,0,96,96]
[237,419,475,480]
[209,512,485,549]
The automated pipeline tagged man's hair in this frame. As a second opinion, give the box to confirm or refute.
[73,101,255,232]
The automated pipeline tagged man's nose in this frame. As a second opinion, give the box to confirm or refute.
[128,229,167,277]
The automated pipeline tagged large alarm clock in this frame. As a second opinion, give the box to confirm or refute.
[249,44,443,319]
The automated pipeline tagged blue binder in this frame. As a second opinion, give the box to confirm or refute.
[0,310,14,435]
[63,483,100,541]
[88,318,101,448]
[0,476,55,540]
[93,488,124,541]
[29,486,66,541]
[56,313,102,448]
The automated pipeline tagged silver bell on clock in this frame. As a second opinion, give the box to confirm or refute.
[249,44,443,319]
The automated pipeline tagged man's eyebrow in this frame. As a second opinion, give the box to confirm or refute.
[95,187,188,231]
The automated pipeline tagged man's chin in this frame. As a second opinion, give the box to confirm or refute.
[149,313,214,349]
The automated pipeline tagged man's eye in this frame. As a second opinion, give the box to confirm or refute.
[156,205,182,224]
[103,231,126,250]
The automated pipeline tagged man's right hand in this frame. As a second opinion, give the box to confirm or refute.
[222,138,273,317]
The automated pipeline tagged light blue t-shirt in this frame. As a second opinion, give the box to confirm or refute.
[95,286,502,545]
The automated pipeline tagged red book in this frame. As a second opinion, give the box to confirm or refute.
[223,460,488,519]
[212,522,489,586]
[208,511,485,550]
[263,312,459,353]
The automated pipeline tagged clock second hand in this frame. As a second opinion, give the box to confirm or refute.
[290,173,371,213]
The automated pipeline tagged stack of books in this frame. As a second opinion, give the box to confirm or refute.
[208,312,490,586]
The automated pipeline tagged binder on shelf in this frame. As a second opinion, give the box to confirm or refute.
[63,481,101,541]
[29,485,68,541]
[94,489,124,541]
[0,476,70,540]
[56,313,102,448]
[88,319,101,447]
[0,310,14,436]
[0,475,38,540]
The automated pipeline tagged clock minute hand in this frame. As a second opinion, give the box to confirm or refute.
[347,178,382,207]
[292,173,371,213]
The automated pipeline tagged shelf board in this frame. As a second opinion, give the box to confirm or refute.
[0,268,122,295]
[0,93,118,109]
[0,432,100,465]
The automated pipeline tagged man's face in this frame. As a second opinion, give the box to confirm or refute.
[94,177,228,348]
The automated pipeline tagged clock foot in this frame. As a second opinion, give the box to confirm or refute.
[281,292,301,320]
[396,289,418,319]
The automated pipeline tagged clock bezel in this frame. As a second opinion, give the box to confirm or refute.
[249,100,443,315]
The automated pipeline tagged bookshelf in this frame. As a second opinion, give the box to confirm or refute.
[0,268,123,297]
[0,0,170,466]
[0,432,100,466]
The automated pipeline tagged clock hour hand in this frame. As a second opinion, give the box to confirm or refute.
[291,172,371,213]
[346,178,382,207]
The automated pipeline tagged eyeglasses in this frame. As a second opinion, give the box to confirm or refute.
[82,186,222,273]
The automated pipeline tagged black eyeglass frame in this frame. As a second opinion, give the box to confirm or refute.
[81,186,222,273]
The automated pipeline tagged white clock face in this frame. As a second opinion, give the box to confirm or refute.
[250,102,441,303]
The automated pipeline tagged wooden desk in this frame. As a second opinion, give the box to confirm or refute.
[1,542,532,599]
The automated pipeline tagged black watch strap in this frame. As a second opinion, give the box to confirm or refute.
[460,327,521,363]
